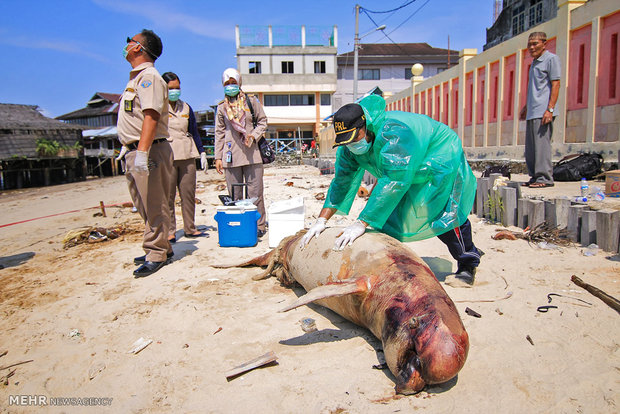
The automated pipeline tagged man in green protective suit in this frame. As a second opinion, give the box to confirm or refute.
[300,95,482,286]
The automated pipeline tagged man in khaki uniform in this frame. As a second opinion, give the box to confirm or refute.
[117,29,174,278]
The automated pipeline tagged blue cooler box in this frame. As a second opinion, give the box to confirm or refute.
[214,205,261,247]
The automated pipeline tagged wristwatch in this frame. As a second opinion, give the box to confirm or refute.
[547,107,554,113]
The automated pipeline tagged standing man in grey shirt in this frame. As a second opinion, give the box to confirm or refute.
[519,31,561,188]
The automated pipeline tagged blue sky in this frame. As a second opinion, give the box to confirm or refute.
[0,0,493,118]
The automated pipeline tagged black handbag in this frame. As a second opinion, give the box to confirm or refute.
[247,96,275,164]
[552,153,603,181]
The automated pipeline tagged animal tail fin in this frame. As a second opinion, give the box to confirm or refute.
[212,250,275,269]
[279,277,369,313]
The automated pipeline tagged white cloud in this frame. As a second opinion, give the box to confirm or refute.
[0,34,109,63]
[92,0,234,41]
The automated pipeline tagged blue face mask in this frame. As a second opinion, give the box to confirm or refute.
[224,84,240,97]
[169,89,181,102]
[123,43,137,59]
[347,137,371,155]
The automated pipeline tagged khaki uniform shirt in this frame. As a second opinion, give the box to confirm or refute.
[167,100,199,160]
[215,94,267,168]
[117,62,169,145]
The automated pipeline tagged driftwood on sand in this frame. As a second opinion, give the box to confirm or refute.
[571,275,620,314]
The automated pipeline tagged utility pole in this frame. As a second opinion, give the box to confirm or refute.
[353,4,360,102]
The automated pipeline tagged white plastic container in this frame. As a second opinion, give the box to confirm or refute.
[268,197,305,248]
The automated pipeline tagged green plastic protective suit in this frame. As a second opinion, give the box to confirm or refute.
[324,94,476,242]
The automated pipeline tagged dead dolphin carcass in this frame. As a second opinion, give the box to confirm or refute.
[217,228,469,395]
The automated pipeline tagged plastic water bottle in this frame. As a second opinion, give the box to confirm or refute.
[580,178,589,197]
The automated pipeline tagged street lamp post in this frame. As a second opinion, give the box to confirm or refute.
[352,4,386,102]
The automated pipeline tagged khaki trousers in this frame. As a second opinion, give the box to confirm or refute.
[224,163,266,231]
[169,158,198,235]
[125,142,174,262]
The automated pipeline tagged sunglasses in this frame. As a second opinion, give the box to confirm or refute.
[126,36,157,58]
[127,36,141,45]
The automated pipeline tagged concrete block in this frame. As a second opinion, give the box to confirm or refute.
[554,198,571,229]
[476,178,490,218]
[500,186,517,227]
[580,210,597,246]
[518,198,528,229]
[506,181,522,200]
[544,200,557,228]
[527,199,545,229]
[489,173,502,189]
[567,205,589,242]
[595,209,620,253]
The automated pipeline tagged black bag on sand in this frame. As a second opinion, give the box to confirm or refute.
[247,96,275,164]
[481,165,511,179]
[552,153,603,181]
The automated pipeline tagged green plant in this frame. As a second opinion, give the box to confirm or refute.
[36,138,60,156]
[485,190,504,223]
[72,141,83,151]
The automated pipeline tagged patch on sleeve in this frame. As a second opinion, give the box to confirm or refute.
[140,80,152,88]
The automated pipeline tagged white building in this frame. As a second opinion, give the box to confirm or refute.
[335,43,459,108]
[235,25,338,150]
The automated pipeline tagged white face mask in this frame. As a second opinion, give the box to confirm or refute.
[347,137,371,155]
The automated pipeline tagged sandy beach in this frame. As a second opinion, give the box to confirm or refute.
[0,163,619,413]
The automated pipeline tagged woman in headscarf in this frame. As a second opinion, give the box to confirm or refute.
[162,71,208,241]
[214,68,268,237]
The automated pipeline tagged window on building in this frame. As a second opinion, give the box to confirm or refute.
[264,95,290,106]
[512,5,525,35]
[281,61,294,74]
[249,61,262,74]
[359,69,380,80]
[528,0,543,28]
[320,94,331,105]
[314,61,326,74]
[405,68,413,80]
[290,94,315,106]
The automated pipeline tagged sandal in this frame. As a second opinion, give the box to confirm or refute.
[529,182,554,188]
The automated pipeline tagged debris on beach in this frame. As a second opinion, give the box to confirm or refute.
[492,223,572,247]
[88,362,106,380]
[571,275,620,313]
[225,351,278,381]
[127,337,153,355]
[62,223,140,248]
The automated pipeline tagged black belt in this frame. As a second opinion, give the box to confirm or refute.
[127,138,167,150]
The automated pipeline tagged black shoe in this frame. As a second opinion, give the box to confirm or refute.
[257,229,266,238]
[134,251,173,265]
[185,231,209,238]
[454,267,476,285]
[133,260,167,278]
[169,237,176,243]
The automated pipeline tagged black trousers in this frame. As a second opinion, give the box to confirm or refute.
[436,219,482,270]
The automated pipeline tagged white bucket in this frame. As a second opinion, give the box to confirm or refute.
[268,197,305,248]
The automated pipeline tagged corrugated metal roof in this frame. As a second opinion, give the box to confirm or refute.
[338,42,458,58]
[56,92,121,120]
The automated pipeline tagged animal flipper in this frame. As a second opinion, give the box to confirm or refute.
[279,278,369,313]
[212,250,274,269]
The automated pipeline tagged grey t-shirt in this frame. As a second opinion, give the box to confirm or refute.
[526,50,561,120]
